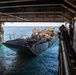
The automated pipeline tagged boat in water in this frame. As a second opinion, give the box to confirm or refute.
[3,27,58,56]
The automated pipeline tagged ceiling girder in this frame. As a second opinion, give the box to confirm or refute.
[0,0,75,22]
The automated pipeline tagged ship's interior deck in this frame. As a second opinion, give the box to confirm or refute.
[0,0,76,75]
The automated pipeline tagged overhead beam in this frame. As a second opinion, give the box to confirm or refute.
[0,4,62,9]
[0,11,71,22]
[0,0,62,5]
[0,0,75,12]
[63,0,76,11]
[0,6,62,13]
[0,12,29,21]
[64,0,76,8]
[0,4,74,17]
[0,0,75,22]
[0,0,39,4]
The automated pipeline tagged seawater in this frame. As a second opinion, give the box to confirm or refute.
[0,26,59,75]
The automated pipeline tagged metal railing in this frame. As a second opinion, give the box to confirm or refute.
[61,40,70,75]
[58,38,74,75]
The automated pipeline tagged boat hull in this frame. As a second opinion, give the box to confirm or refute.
[3,36,58,56]
[32,36,58,55]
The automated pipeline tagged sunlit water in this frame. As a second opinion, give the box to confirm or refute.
[0,26,59,75]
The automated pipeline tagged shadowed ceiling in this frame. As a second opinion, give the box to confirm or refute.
[0,0,76,22]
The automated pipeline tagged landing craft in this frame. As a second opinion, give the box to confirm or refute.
[3,27,58,56]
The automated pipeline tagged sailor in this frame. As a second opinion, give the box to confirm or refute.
[59,25,65,32]
[58,31,61,40]
[69,24,74,46]
[59,25,72,50]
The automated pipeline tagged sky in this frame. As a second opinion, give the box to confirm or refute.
[3,22,65,26]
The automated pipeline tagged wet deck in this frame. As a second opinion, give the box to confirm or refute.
[0,40,59,75]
